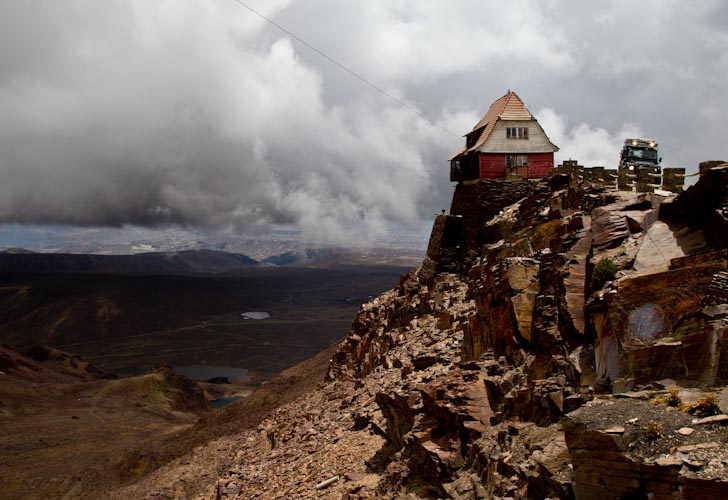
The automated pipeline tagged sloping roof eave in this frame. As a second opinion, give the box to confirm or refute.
[448,147,467,161]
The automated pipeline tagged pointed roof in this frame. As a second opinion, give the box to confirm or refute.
[471,90,533,137]
[450,90,556,160]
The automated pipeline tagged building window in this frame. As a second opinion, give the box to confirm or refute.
[506,155,528,167]
[506,127,528,139]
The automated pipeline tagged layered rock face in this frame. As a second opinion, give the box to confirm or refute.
[195,170,728,500]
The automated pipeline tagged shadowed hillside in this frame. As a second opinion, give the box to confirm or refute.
[0,265,411,378]
[0,248,258,274]
[0,345,209,500]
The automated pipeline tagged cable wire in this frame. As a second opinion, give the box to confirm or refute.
[228,0,461,140]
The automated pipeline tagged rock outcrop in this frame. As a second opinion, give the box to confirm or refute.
[185,169,728,500]
[564,396,728,499]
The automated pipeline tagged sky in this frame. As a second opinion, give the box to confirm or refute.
[1,0,726,248]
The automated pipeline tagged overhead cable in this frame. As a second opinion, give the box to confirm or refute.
[228,0,461,140]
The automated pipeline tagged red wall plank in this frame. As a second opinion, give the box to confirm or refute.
[477,153,554,179]
[479,154,507,179]
[527,153,554,178]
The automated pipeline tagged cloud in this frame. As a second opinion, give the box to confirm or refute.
[1,10,326,237]
[537,108,643,169]
[276,0,577,84]
[0,0,727,245]
[0,0,463,245]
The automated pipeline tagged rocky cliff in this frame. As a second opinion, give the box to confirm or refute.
[173,168,728,500]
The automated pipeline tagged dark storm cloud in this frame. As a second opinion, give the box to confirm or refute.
[1,0,726,244]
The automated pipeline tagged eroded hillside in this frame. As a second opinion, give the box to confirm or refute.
[0,346,209,500]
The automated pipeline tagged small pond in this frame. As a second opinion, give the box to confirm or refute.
[239,311,270,320]
[211,396,242,408]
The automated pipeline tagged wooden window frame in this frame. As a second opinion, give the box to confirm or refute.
[506,127,528,139]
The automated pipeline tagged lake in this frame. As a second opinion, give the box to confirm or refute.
[210,396,242,408]
[239,311,270,320]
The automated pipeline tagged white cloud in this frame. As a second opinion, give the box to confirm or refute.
[537,108,643,169]
[277,0,578,84]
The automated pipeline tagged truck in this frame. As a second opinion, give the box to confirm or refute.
[618,138,662,173]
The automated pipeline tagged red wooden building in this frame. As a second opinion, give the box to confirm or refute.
[449,91,559,181]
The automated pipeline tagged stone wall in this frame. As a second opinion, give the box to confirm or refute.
[444,179,534,270]
[553,160,685,193]
[422,214,464,276]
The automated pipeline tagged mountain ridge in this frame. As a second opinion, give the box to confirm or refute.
[0,248,258,275]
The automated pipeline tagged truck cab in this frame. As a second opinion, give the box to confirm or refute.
[619,138,662,172]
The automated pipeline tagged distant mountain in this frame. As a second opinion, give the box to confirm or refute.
[261,247,425,268]
[1,248,37,254]
[261,248,336,266]
[0,249,257,274]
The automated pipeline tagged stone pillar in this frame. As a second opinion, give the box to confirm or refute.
[699,160,728,175]
[558,160,580,178]
[661,167,685,193]
[617,170,635,191]
[636,167,659,193]
[604,169,617,189]
[591,166,606,184]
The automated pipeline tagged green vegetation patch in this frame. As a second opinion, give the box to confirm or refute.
[591,258,618,290]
